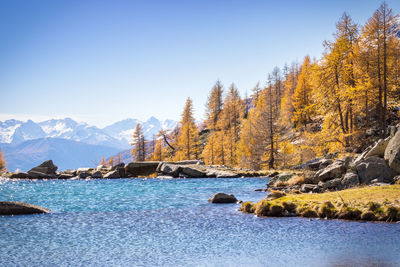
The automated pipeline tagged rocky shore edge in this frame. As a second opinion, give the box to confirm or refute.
[239,127,400,222]
[1,160,268,180]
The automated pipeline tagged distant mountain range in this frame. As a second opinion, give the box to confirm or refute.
[0,117,177,171]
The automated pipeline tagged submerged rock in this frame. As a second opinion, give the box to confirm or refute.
[0,201,50,215]
[208,193,238,203]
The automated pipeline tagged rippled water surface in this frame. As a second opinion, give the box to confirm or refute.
[0,178,399,267]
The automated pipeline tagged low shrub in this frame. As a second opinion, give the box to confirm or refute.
[338,207,362,220]
[317,201,337,219]
[384,205,399,222]
[282,202,297,213]
[300,208,318,218]
[367,202,381,212]
[361,211,377,221]
[269,204,284,216]
[240,202,255,213]
[255,201,271,217]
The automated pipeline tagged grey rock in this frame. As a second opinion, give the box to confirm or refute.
[314,160,346,182]
[9,172,34,179]
[58,173,74,179]
[385,130,400,173]
[318,178,341,189]
[159,163,182,177]
[77,168,93,173]
[91,171,103,178]
[125,162,160,176]
[63,169,77,176]
[96,165,107,171]
[78,172,91,179]
[208,193,237,203]
[355,156,394,184]
[27,171,57,179]
[300,184,319,193]
[341,171,360,188]
[0,201,50,215]
[103,170,120,179]
[111,163,125,171]
[27,160,58,178]
[181,167,207,178]
[365,138,390,158]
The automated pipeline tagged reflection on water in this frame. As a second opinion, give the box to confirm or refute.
[0,178,399,267]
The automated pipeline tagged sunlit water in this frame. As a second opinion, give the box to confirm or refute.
[0,178,399,267]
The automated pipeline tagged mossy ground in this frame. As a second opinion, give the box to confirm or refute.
[241,185,400,222]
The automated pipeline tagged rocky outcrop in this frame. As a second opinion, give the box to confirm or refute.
[354,156,394,184]
[385,130,400,173]
[27,160,58,178]
[0,201,50,215]
[314,159,346,182]
[208,193,238,203]
[341,171,359,188]
[103,170,120,179]
[125,162,160,177]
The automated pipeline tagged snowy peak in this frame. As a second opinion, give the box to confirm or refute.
[0,117,178,149]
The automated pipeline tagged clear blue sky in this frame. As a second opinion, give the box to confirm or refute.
[1,0,399,127]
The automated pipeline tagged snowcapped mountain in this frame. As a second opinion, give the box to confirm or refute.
[102,116,178,146]
[0,117,177,149]
[0,117,177,171]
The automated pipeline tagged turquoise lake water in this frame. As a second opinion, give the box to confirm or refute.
[0,178,399,267]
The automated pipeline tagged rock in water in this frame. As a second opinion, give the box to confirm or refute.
[27,160,58,178]
[208,193,237,203]
[0,201,50,215]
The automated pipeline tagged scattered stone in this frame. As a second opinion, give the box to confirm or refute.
[181,167,207,178]
[58,173,74,179]
[314,159,346,182]
[78,171,91,179]
[341,171,360,188]
[0,201,50,215]
[318,178,341,190]
[267,172,294,186]
[9,172,34,179]
[103,170,120,179]
[208,193,237,203]
[300,184,320,193]
[91,171,103,178]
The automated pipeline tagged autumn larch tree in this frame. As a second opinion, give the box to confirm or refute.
[175,98,200,160]
[0,149,7,174]
[131,123,146,161]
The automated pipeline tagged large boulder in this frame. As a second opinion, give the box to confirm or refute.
[314,159,346,182]
[385,130,400,173]
[125,162,160,177]
[208,193,237,203]
[27,160,58,178]
[58,173,74,179]
[181,167,207,178]
[355,156,394,184]
[318,178,341,190]
[0,201,50,215]
[158,163,182,177]
[365,138,390,158]
[91,171,103,179]
[341,171,360,188]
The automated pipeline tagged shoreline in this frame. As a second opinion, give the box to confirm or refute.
[240,184,400,223]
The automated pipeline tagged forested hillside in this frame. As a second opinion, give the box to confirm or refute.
[131,3,400,170]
